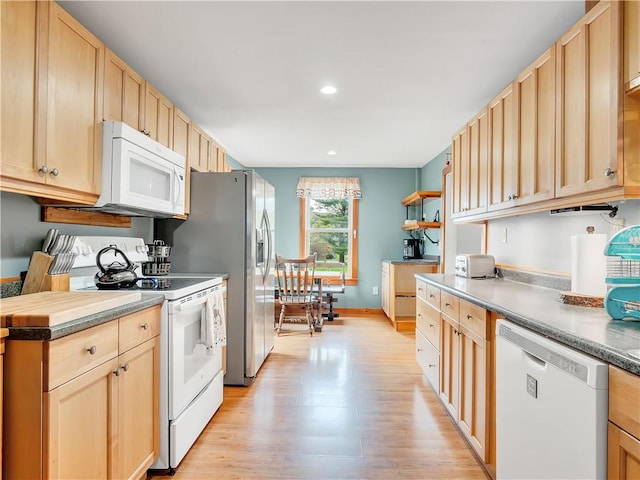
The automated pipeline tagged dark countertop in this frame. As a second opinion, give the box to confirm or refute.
[415,274,640,376]
[383,256,440,265]
[5,295,165,341]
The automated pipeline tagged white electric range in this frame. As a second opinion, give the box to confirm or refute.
[68,236,225,474]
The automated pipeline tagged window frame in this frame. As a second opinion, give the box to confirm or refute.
[299,197,358,285]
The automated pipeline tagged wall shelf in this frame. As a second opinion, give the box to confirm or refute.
[401,191,442,230]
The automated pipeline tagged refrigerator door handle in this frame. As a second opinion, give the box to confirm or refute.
[263,209,272,282]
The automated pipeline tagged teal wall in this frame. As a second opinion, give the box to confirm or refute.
[255,167,422,309]
[418,146,450,257]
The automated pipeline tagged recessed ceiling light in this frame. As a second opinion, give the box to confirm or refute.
[327,150,337,155]
[321,85,337,95]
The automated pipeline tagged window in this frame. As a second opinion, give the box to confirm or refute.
[297,177,360,284]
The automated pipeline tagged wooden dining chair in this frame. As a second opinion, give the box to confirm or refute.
[274,253,317,336]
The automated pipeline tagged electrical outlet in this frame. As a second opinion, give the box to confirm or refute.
[372,286,379,296]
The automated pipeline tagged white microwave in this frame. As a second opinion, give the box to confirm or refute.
[96,121,185,217]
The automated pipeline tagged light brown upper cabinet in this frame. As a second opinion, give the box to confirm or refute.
[103,48,145,131]
[625,0,640,92]
[189,123,212,172]
[466,107,488,216]
[487,83,517,212]
[1,1,104,204]
[513,46,556,206]
[44,2,104,196]
[144,83,173,149]
[173,107,191,214]
[1,1,41,188]
[451,125,469,217]
[555,1,622,197]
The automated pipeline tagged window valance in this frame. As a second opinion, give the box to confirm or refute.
[295,177,362,199]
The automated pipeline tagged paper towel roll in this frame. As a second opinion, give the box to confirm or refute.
[570,233,607,297]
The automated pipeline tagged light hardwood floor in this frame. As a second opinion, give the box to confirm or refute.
[149,313,489,479]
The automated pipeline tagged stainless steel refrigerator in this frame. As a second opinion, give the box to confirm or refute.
[156,170,275,386]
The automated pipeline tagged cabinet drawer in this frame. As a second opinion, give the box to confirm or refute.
[416,299,440,349]
[426,283,441,309]
[46,321,119,391]
[416,329,440,393]
[416,279,428,302]
[119,305,161,353]
[440,291,459,320]
[459,300,488,339]
[609,365,640,439]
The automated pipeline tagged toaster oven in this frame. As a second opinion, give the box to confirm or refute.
[455,254,496,278]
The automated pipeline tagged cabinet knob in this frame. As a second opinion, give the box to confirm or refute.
[604,167,616,177]
[429,323,434,328]
[141,322,149,330]
[50,168,59,177]
[428,364,436,368]
[454,328,459,335]
[87,345,97,355]
[466,314,472,320]
[445,302,451,307]
[417,348,423,352]
[113,368,121,377]
[38,166,48,174]
[512,194,518,199]
[429,294,435,299]
[417,314,422,319]
[122,363,130,372]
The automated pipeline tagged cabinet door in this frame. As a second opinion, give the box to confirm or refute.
[439,313,460,419]
[44,357,119,479]
[556,1,622,197]
[103,48,145,131]
[487,82,517,212]
[381,264,390,317]
[173,107,191,214]
[514,46,555,206]
[0,0,41,186]
[624,0,640,91]
[608,422,640,479]
[189,123,209,172]
[451,125,469,217]
[117,337,160,480]
[145,82,173,148]
[466,107,488,215]
[458,325,488,462]
[44,1,104,195]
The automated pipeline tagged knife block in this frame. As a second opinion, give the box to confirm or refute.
[21,252,70,294]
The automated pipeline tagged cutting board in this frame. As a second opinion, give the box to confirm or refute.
[0,291,142,327]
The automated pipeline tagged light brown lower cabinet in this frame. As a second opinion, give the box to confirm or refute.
[415,280,492,475]
[4,306,160,480]
[608,365,640,479]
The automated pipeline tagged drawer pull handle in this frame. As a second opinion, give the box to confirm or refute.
[122,363,130,372]
[428,363,436,368]
[141,322,150,330]
[113,368,121,377]
[418,287,423,292]
[87,345,97,355]
[429,294,435,299]
[466,314,472,320]
[445,302,451,307]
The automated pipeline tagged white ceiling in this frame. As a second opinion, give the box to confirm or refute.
[59,1,586,169]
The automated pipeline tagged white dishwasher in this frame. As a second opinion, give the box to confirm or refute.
[495,319,608,480]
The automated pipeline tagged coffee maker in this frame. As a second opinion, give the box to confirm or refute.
[403,238,423,259]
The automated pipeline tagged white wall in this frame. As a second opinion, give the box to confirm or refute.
[485,201,640,274]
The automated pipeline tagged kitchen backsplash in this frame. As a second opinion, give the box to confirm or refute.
[1,280,22,298]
